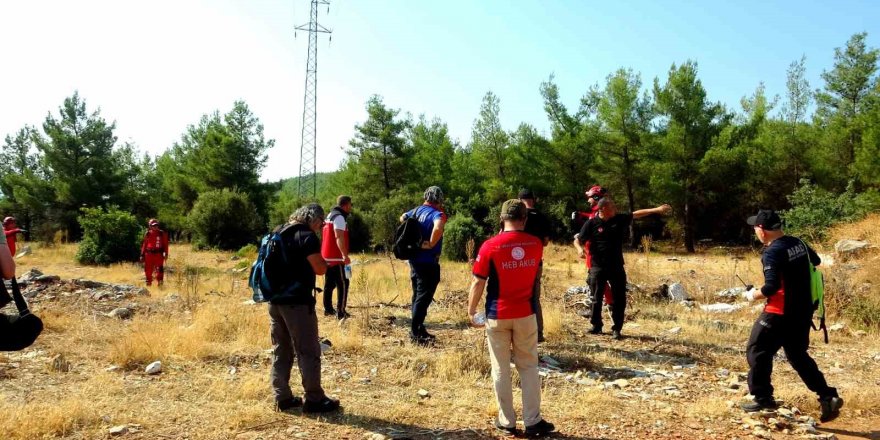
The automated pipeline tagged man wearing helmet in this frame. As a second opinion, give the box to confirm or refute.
[140,219,169,287]
[2,217,25,256]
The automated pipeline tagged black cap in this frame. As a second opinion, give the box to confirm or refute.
[517,188,535,200]
[747,209,782,230]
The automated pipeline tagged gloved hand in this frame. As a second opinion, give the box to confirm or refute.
[742,287,759,302]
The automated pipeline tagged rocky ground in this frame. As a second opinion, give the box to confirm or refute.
[1,240,878,439]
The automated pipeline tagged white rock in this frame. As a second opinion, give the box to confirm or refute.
[109,425,129,436]
[829,323,845,332]
[835,239,869,254]
[668,326,682,334]
[700,303,745,313]
[145,361,162,375]
[107,308,132,320]
[417,389,430,398]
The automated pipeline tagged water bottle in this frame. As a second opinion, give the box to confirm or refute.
[472,312,486,326]
[344,264,352,279]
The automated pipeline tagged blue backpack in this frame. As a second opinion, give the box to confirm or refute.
[249,224,297,303]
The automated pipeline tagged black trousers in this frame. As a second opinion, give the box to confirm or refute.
[531,262,544,339]
[587,266,627,331]
[322,265,350,314]
[410,261,441,335]
[746,312,836,399]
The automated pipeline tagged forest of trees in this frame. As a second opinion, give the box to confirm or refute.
[2,33,880,256]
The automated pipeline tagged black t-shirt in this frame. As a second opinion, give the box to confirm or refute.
[760,235,821,319]
[576,213,633,269]
[270,223,321,306]
[523,208,551,243]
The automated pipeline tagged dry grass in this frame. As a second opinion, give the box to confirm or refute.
[1,233,879,439]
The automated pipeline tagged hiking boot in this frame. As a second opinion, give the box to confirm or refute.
[537,335,546,343]
[740,397,778,412]
[275,396,303,412]
[336,311,352,320]
[819,395,843,422]
[302,397,340,413]
[588,327,602,335]
[493,419,518,436]
[324,309,337,316]
[611,330,622,340]
[524,419,556,437]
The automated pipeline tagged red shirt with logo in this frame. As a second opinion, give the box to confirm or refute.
[472,231,543,320]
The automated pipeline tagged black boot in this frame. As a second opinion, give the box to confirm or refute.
[740,397,778,412]
[819,395,843,423]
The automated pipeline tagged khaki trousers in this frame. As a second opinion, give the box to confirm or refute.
[486,314,542,428]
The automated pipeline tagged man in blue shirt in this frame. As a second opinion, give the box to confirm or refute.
[400,186,447,345]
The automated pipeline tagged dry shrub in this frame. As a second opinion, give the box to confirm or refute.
[435,341,490,380]
[0,396,99,439]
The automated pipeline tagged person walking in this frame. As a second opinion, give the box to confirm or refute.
[517,189,551,343]
[140,219,169,287]
[2,217,25,257]
[468,199,556,437]
[573,197,671,339]
[321,195,353,320]
[268,203,340,414]
[400,186,447,345]
[740,209,842,422]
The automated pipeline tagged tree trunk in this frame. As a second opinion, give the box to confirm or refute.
[684,187,695,253]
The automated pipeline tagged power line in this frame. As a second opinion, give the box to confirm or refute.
[295,0,331,200]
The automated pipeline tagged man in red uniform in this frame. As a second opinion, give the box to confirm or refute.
[468,199,556,438]
[576,186,614,308]
[3,217,25,256]
[140,219,169,286]
[321,195,353,319]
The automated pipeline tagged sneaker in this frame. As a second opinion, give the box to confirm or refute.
[302,397,340,413]
[611,330,622,340]
[588,327,602,335]
[410,333,433,347]
[336,311,352,320]
[324,309,337,316]
[524,419,556,437]
[493,419,518,436]
[819,396,843,422]
[537,335,546,343]
[740,397,778,412]
[276,396,303,412]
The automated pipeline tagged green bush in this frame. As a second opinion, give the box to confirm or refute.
[784,179,880,241]
[365,191,419,250]
[846,294,880,330]
[443,214,488,262]
[76,207,141,265]
[188,189,263,251]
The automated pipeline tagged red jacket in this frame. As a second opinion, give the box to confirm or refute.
[141,229,169,257]
[4,227,23,256]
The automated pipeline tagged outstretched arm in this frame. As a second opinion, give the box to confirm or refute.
[633,204,672,219]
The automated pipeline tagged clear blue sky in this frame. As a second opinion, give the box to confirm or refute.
[1,0,878,181]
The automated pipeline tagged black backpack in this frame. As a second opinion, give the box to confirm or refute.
[0,278,43,351]
[393,217,423,260]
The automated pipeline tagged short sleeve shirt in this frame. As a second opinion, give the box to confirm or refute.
[576,213,633,269]
[331,214,347,231]
[270,223,321,305]
[472,231,543,319]
[405,204,447,263]
[523,208,551,243]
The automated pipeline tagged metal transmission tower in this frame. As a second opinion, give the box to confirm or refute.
[295,0,331,200]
